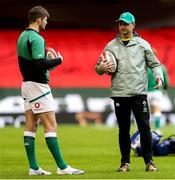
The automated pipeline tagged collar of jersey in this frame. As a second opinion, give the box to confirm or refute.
[25,28,39,34]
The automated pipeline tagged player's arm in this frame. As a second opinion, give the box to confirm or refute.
[32,57,62,70]
[31,38,62,70]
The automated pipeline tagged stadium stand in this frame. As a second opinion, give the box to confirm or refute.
[0,28,175,88]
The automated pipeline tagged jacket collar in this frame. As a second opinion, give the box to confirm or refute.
[116,31,140,46]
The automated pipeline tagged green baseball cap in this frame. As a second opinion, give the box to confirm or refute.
[116,12,135,24]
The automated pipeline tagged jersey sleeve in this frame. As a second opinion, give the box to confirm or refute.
[31,37,45,59]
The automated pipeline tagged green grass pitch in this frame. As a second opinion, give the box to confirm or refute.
[0,124,175,179]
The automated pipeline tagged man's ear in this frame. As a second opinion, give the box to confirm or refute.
[36,17,42,24]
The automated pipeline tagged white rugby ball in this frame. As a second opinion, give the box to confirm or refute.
[45,47,58,70]
[103,51,117,74]
[45,47,58,60]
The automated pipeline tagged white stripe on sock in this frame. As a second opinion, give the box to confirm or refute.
[45,132,57,138]
[24,131,36,138]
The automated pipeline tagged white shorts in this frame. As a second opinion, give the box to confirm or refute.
[148,91,163,108]
[148,91,173,112]
[21,81,56,114]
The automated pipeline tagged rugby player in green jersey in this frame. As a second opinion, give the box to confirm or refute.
[17,6,84,176]
[148,49,169,134]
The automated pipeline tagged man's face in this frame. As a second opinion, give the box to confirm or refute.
[118,21,135,36]
[38,16,48,30]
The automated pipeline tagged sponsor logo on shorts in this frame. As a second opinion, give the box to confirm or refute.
[34,102,40,108]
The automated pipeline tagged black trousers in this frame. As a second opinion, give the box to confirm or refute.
[112,95,153,164]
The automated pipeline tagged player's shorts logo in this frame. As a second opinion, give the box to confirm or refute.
[34,102,40,108]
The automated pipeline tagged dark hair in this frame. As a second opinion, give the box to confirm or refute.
[28,6,50,23]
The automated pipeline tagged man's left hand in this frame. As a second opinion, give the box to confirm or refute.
[154,78,163,89]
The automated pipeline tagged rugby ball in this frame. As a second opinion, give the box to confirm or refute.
[45,47,58,60]
[103,51,117,74]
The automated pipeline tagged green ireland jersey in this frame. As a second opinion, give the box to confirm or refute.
[17,28,49,83]
[147,65,169,92]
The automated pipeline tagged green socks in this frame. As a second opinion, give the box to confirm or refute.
[155,116,161,130]
[24,131,39,170]
[24,131,67,170]
[153,112,161,130]
[45,132,67,170]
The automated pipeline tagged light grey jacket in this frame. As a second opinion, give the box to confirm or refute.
[96,35,163,97]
